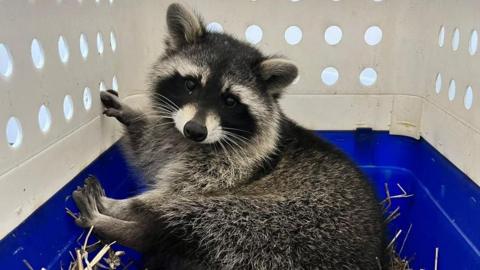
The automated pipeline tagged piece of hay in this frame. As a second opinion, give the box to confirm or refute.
[65,226,130,270]
[382,181,415,270]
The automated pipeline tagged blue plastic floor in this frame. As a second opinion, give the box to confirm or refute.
[1,130,479,269]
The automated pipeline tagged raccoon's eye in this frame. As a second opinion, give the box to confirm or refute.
[185,79,197,92]
[224,95,238,108]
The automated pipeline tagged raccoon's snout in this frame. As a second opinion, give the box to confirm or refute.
[184,121,208,142]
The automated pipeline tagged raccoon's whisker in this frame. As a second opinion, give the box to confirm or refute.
[222,130,250,141]
[149,115,174,122]
[222,137,237,153]
[223,131,250,145]
[229,134,249,145]
[222,135,247,160]
[118,113,156,124]
[223,134,242,149]
[148,109,175,118]
[222,134,252,162]
[222,127,252,134]
[154,101,177,111]
[154,121,175,127]
[151,106,175,114]
[129,110,165,119]
[155,114,175,120]
[211,143,219,156]
[151,104,176,115]
[222,139,237,162]
[153,93,180,110]
[222,131,252,152]
[217,139,232,162]
[154,113,174,119]
[151,100,178,115]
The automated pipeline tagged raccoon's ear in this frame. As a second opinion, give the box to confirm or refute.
[258,58,298,98]
[166,3,205,49]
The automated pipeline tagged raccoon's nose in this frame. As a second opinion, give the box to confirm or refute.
[183,121,208,142]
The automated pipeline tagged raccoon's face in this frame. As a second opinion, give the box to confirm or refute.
[150,4,297,147]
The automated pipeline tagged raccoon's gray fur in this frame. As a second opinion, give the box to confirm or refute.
[72,3,387,269]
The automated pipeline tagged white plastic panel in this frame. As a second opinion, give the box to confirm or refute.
[0,0,167,238]
[0,0,479,238]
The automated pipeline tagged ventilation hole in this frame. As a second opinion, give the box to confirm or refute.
[469,30,478,55]
[321,67,339,86]
[83,87,92,110]
[435,73,442,94]
[38,105,52,133]
[99,81,106,91]
[110,31,117,52]
[31,38,45,69]
[112,75,118,92]
[359,68,377,86]
[0,43,13,77]
[97,32,104,54]
[465,86,473,110]
[292,75,300,85]
[324,26,342,45]
[448,80,456,101]
[63,95,74,121]
[6,117,22,148]
[285,26,302,45]
[364,26,383,46]
[206,22,223,33]
[452,28,460,51]
[58,35,69,64]
[245,25,263,45]
[80,33,89,59]
[438,26,445,47]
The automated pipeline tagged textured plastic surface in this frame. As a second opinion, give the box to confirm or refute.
[0,130,479,269]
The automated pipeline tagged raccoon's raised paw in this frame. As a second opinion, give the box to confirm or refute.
[101,90,123,117]
[72,183,101,228]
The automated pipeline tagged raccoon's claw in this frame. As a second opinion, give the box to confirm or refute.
[84,176,107,212]
[106,89,119,97]
[72,183,100,228]
[85,176,106,198]
[100,90,122,110]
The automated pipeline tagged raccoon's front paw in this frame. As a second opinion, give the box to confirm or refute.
[101,90,123,118]
[84,176,106,200]
[72,184,101,228]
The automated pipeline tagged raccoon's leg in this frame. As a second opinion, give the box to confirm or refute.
[101,90,144,127]
[79,176,156,221]
[72,183,149,251]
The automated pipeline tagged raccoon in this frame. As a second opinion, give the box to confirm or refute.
[72,3,387,269]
